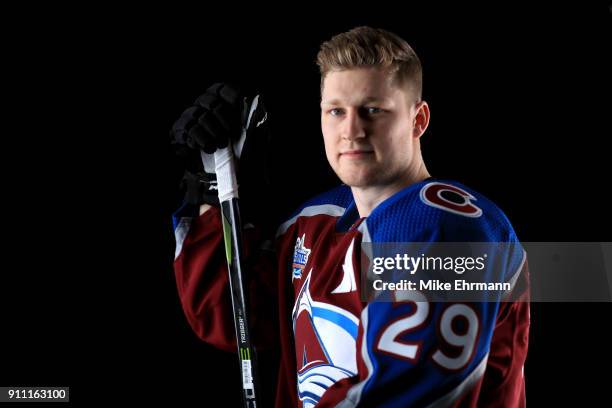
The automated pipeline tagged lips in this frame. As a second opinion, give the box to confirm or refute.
[340,149,374,157]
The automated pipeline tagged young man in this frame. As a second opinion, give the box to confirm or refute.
[171,27,530,407]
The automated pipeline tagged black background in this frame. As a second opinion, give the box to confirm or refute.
[2,2,611,406]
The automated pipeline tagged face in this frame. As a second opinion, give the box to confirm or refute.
[320,67,429,189]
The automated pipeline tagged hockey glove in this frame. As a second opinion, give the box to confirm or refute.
[170,83,271,213]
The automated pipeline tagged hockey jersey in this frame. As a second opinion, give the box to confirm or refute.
[173,179,530,407]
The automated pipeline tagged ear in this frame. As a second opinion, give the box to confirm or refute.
[412,101,430,139]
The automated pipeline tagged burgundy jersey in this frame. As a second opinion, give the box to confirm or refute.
[173,179,530,407]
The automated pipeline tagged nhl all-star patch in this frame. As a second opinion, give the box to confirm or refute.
[292,234,311,280]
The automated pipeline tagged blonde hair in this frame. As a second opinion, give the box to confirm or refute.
[316,26,422,101]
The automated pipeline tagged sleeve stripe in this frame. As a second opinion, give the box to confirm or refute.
[276,204,346,238]
[173,216,193,260]
[503,249,527,299]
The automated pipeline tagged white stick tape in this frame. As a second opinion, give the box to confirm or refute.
[214,147,239,202]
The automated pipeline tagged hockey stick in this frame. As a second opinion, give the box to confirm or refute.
[201,98,261,408]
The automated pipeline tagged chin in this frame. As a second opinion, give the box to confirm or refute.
[333,162,385,187]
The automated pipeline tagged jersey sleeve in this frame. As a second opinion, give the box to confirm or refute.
[172,204,278,352]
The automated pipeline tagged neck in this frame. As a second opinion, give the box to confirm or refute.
[351,163,430,217]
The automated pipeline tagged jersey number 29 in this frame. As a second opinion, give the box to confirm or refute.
[376,291,479,371]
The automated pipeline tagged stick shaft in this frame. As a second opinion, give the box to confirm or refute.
[212,147,259,408]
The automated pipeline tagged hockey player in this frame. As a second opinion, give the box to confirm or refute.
[171,26,530,407]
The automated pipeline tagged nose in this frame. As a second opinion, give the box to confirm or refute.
[342,109,366,141]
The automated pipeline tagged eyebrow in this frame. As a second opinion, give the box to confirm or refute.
[321,96,385,106]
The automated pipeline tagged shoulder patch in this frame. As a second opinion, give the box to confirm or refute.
[420,182,482,218]
[292,234,311,280]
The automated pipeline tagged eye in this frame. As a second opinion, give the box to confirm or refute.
[365,107,383,114]
[329,108,344,116]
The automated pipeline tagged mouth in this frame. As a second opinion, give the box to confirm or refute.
[340,149,375,159]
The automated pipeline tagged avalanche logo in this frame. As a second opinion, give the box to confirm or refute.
[292,270,359,407]
[292,234,311,281]
[420,182,483,218]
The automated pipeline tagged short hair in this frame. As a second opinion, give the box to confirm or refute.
[316,26,423,102]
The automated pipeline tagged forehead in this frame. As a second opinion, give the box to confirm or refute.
[321,67,400,105]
